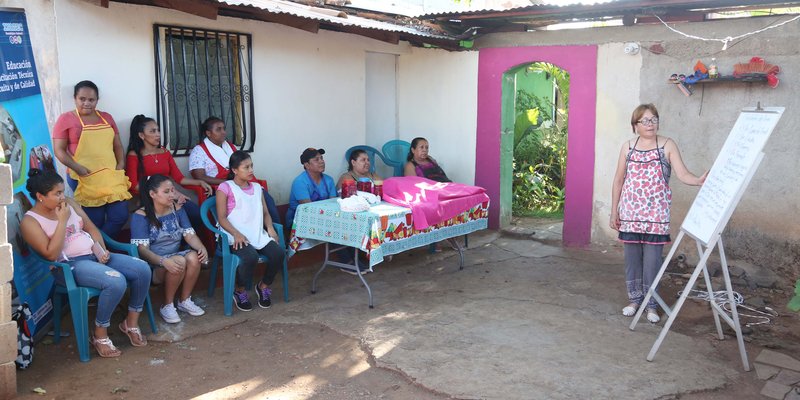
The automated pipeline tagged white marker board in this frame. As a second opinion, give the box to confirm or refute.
[682,107,784,245]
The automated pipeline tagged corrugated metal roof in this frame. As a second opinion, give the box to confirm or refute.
[219,0,454,39]
[414,1,618,18]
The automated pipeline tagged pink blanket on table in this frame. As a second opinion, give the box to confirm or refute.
[382,176,490,230]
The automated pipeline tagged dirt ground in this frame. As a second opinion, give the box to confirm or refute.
[12,220,800,399]
[17,319,448,400]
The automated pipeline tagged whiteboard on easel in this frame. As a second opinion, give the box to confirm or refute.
[682,107,784,245]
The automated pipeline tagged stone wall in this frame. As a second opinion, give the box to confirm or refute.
[0,164,16,398]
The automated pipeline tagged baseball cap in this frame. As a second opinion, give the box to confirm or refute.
[300,147,326,164]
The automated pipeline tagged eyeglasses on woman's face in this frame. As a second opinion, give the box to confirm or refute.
[637,117,659,126]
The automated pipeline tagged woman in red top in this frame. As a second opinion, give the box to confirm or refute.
[126,115,211,230]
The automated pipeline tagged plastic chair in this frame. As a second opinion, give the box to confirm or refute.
[344,145,387,174]
[381,139,411,177]
[28,232,158,362]
[200,196,290,316]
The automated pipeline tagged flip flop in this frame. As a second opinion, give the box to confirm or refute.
[90,336,121,358]
[119,320,148,347]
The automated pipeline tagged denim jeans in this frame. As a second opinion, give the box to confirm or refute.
[231,241,285,288]
[53,253,151,328]
[67,174,129,238]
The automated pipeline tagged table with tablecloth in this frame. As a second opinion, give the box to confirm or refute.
[288,197,489,306]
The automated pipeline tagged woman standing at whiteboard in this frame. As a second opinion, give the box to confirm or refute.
[610,104,707,323]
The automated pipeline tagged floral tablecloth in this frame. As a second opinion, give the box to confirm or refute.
[289,198,489,267]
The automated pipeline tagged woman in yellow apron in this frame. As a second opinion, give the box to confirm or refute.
[52,81,131,237]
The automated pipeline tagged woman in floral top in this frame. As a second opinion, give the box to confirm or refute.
[610,104,706,323]
[131,174,208,324]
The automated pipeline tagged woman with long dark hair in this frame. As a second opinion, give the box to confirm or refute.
[216,151,285,312]
[20,169,151,357]
[125,115,211,229]
[130,174,208,324]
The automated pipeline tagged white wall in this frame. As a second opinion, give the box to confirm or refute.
[50,0,414,204]
[398,47,478,184]
[592,43,642,244]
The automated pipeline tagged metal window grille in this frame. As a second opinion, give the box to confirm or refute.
[154,25,255,156]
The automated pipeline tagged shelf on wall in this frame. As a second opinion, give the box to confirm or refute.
[669,74,769,96]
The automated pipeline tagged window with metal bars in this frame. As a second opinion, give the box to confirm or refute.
[154,25,255,156]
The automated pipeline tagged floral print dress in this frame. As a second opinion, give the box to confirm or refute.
[618,137,672,244]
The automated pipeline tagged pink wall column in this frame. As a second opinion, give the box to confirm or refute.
[476,45,598,246]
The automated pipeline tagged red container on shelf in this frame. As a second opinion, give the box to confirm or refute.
[372,180,383,199]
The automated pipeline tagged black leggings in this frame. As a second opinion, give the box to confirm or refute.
[231,241,285,288]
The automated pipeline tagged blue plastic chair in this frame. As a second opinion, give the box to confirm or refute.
[200,196,290,316]
[344,145,387,174]
[29,232,158,362]
[381,139,411,177]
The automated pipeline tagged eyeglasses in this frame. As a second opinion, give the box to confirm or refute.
[637,117,659,126]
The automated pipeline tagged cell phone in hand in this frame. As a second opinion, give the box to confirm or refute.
[91,241,107,259]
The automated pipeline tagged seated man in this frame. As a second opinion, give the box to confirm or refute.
[285,148,336,230]
[286,147,368,274]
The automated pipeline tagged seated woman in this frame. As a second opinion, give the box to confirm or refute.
[131,174,208,324]
[336,149,383,190]
[403,137,452,183]
[189,116,279,223]
[216,151,285,311]
[20,169,151,357]
[126,115,212,230]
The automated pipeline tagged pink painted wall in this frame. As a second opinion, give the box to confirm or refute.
[476,45,598,246]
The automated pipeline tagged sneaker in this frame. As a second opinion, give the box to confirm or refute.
[233,290,252,312]
[160,303,181,324]
[255,284,272,309]
[177,296,205,316]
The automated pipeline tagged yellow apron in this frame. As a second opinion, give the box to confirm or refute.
[69,110,131,207]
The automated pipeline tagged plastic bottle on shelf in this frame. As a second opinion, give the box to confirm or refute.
[709,58,719,79]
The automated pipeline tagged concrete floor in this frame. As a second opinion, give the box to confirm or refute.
[150,229,741,400]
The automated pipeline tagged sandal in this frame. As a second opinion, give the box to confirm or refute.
[646,308,660,323]
[91,336,121,358]
[119,320,148,347]
[622,303,638,317]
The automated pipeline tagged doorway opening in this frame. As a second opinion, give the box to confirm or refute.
[507,63,569,240]
[476,45,596,246]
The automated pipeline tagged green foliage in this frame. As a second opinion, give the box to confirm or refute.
[512,62,569,214]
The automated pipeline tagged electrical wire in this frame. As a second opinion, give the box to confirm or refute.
[677,289,779,327]
[654,13,800,50]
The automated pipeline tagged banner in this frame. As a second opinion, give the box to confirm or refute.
[1,10,55,336]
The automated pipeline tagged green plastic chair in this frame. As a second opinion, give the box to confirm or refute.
[381,139,411,177]
[28,232,158,362]
[200,196,290,316]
